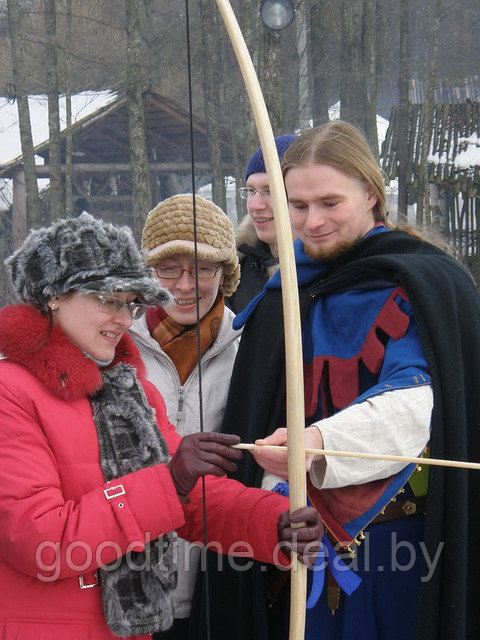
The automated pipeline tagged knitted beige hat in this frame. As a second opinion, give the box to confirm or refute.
[142,194,240,297]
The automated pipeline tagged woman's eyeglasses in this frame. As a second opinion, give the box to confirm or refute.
[91,294,147,319]
[154,265,221,280]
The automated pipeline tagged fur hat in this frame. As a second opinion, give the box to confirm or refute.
[142,194,240,297]
[244,133,297,182]
[6,213,172,309]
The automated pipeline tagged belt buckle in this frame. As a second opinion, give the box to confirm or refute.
[104,484,125,500]
[79,571,99,589]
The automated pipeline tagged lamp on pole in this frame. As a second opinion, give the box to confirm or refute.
[260,0,295,31]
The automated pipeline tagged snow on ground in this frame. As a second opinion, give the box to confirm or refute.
[428,133,480,170]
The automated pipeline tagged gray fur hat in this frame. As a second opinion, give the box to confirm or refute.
[6,213,172,309]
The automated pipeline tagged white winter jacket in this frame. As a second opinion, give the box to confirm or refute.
[130,306,241,619]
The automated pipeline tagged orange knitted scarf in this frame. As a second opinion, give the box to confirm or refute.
[146,295,224,384]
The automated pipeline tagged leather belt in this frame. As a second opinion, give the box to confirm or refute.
[371,495,427,524]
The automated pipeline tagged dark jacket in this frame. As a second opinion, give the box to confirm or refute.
[226,216,278,315]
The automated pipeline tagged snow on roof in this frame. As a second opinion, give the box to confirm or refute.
[0,91,117,165]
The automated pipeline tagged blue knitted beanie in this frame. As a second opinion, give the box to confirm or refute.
[244,133,297,181]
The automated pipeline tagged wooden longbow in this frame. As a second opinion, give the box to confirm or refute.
[214,2,308,638]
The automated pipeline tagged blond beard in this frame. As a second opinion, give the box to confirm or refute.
[303,236,362,261]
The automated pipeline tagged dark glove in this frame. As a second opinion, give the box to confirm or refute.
[278,506,323,567]
[169,432,242,500]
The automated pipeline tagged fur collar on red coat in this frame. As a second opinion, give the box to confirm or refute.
[0,304,147,401]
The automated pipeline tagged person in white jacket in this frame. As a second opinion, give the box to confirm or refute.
[130,194,242,640]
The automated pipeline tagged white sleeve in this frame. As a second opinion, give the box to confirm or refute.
[309,385,433,489]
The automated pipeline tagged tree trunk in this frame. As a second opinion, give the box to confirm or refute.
[282,8,300,131]
[64,0,73,218]
[221,40,244,222]
[12,169,27,247]
[397,0,410,224]
[6,0,41,230]
[0,209,15,306]
[259,28,286,135]
[416,0,441,227]
[125,0,152,240]
[240,4,260,155]
[340,0,364,127]
[44,0,63,221]
[362,0,378,157]
[142,0,155,83]
[309,0,330,126]
[292,2,308,128]
[198,0,226,210]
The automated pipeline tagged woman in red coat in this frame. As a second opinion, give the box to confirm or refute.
[0,213,321,640]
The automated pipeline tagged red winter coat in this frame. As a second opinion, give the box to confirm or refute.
[0,305,289,640]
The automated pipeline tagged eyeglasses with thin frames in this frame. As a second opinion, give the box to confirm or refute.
[239,186,271,200]
[154,265,221,280]
[91,294,147,319]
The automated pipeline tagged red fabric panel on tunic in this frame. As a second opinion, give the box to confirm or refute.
[304,287,410,418]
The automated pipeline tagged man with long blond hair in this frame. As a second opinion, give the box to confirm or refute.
[204,122,480,640]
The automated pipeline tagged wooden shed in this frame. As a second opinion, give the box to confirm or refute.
[0,87,237,229]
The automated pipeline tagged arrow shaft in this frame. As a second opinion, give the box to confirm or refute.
[232,443,480,471]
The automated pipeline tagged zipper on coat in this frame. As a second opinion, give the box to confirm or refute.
[177,386,185,424]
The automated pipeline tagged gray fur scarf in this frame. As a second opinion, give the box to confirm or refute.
[90,363,177,637]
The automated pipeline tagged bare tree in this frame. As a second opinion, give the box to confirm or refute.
[198,0,226,210]
[258,27,286,135]
[362,0,378,158]
[6,0,41,232]
[0,211,15,306]
[141,0,156,82]
[340,0,363,127]
[221,35,245,219]
[64,0,73,218]
[309,0,330,126]
[44,0,63,220]
[338,0,380,152]
[125,0,152,239]
[396,0,410,223]
[416,0,441,226]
